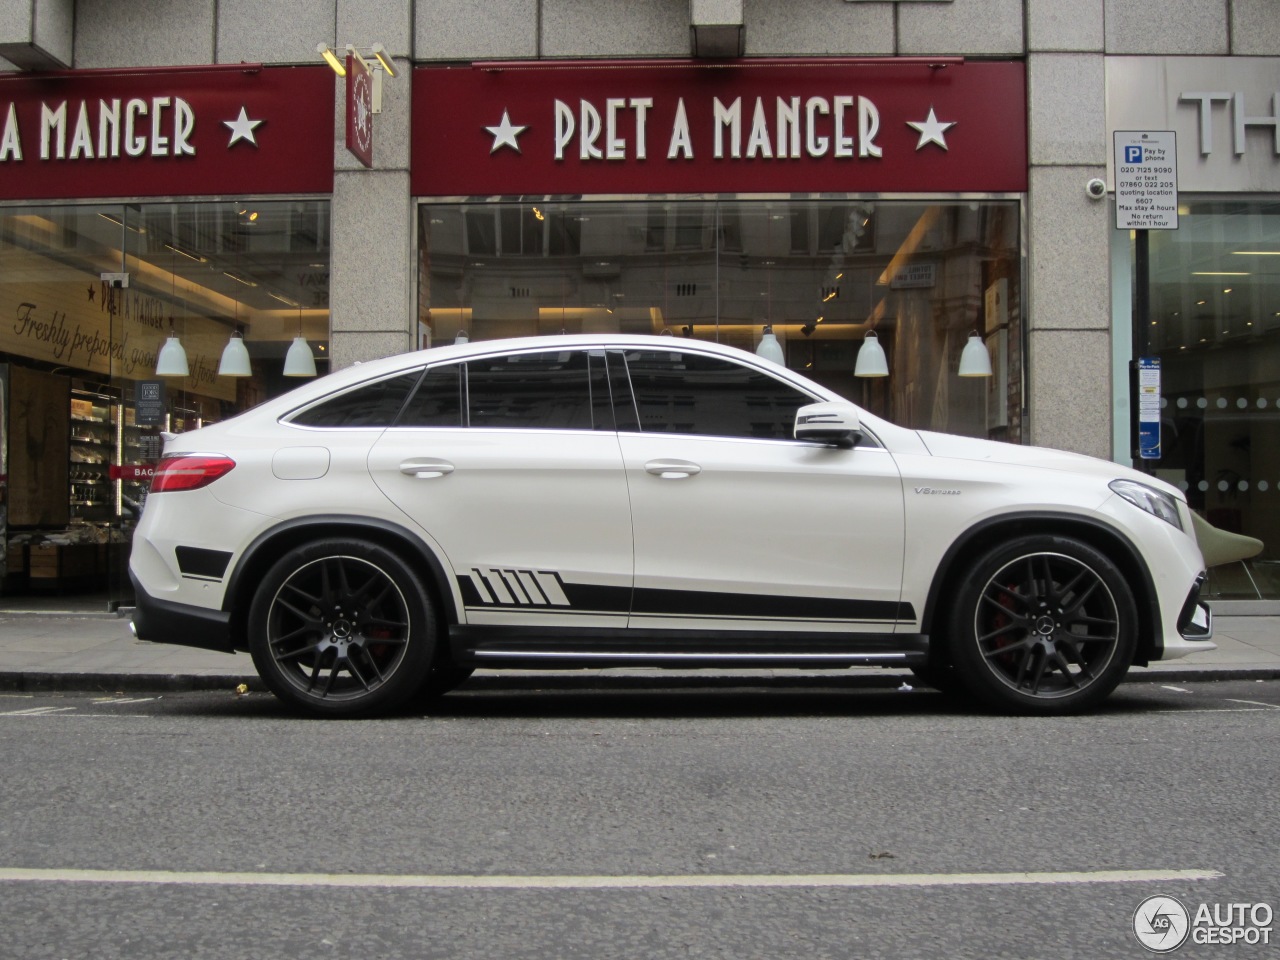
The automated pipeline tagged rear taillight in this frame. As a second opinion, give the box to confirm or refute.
[149,455,236,493]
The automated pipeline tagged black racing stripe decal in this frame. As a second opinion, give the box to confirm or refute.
[457,572,912,623]
[632,588,912,623]
[460,570,631,613]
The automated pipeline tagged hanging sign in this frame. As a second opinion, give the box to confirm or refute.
[346,53,374,168]
[412,60,1027,195]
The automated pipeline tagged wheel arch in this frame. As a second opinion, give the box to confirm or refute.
[920,512,1161,667]
[221,515,458,651]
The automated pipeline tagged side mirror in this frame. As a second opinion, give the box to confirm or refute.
[794,402,861,448]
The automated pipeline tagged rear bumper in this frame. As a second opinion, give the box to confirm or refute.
[130,570,236,654]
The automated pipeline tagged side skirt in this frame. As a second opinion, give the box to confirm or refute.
[448,625,929,670]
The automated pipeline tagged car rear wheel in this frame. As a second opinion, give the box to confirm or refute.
[248,539,436,717]
[948,535,1137,714]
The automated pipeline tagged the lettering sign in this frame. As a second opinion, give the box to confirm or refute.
[0,66,334,200]
[413,61,1027,195]
[1106,57,1280,193]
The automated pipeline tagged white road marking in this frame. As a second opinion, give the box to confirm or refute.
[0,706,76,716]
[1161,685,1191,693]
[1161,708,1274,714]
[0,867,1223,891]
[1223,699,1280,709]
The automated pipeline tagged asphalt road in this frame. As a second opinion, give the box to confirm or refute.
[1,678,1278,960]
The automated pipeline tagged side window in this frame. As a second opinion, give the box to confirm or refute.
[623,351,812,440]
[397,363,464,427]
[466,350,611,430]
[289,371,421,428]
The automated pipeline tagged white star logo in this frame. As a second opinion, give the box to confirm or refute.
[485,110,527,154]
[906,107,955,151]
[223,107,264,147]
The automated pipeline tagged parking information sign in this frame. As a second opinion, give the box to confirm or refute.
[1114,131,1178,230]
[1137,357,1162,460]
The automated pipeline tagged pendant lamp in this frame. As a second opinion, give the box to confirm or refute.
[156,324,189,377]
[854,330,889,377]
[283,307,317,377]
[218,330,252,376]
[755,325,785,365]
[958,331,993,377]
[284,336,317,377]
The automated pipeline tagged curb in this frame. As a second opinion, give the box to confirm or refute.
[1,666,1277,696]
[0,671,260,695]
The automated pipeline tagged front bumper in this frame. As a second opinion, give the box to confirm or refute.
[1159,575,1215,661]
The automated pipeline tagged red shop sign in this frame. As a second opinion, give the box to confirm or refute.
[345,53,374,168]
[412,59,1027,196]
[0,65,335,201]
[109,464,155,482]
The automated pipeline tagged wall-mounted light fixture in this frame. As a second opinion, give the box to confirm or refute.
[370,43,397,77]
[316,42,346,77]
[318,41,397,113]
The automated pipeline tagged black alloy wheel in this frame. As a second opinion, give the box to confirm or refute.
[948,535,1137,714]
[248,539,436,717]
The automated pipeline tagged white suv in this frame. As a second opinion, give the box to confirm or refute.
[130,335,1213,716]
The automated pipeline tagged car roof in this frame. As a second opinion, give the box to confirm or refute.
[241,333,853,422]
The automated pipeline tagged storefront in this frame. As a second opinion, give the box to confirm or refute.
[0,64,333,604]
[411,59,1028,442]
[1108,57,1280,601]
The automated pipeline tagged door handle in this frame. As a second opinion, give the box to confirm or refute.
[399,458,455,479]
[644,459,701,479]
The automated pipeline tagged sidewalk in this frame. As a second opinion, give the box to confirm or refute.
[0,597,1276,694]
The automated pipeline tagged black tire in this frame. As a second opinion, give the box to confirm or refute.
[947,535,1137,714]
[248,538,436,717]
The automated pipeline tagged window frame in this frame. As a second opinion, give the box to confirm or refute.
[283,369,425,430]
[611,346,824,444]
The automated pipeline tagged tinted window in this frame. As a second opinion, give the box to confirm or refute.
[623,351,811,440]
[397,363,464,427]
[290,372,421,428]
[467,350,609,430]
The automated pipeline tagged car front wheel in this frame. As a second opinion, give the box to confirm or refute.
[248,539,436,717]
[948,535,1137,714]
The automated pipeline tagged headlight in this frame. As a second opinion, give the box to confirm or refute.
[1109,479,1184,531]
